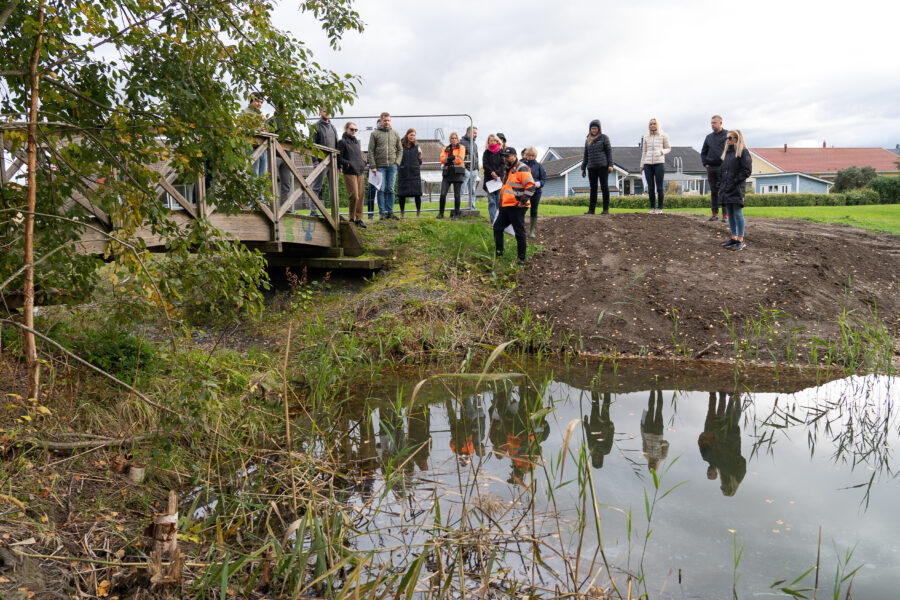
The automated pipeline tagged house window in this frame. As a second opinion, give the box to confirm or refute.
[161,183,195,210]
[761,184,791,194]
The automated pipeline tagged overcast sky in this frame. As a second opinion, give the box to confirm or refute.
[274,0,900,155]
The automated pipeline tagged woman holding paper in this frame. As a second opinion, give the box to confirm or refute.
[397,128,423,217]
[438,132,467,219]
[481,133,506,223]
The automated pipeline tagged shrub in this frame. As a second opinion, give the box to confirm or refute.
[832,166,877,192]
[869,176,900,204]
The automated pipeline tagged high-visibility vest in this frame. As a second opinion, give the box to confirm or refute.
[440,144,466,168]
[500,161,535,208]
[450,435,474,455]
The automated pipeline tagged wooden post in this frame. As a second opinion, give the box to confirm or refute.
[148,489,183,585]
[196,169,207,219]
[329,152,340,247]
[269,136,280,250]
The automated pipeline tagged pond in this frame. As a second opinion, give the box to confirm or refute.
[334,361,899,599]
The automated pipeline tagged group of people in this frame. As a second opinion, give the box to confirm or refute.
[247,95,754,256]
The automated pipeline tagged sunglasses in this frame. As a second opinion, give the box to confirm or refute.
[348,128,358,132]
[726,136,736,140]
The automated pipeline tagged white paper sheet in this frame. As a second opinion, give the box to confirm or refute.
[485,178,502,193]
[368,169,383,191]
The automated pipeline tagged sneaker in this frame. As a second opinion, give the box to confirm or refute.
[731,241,746,251]
[722,238,738,247]
[708,214,719,221]
[721,214,727,222]
[436,214,444,219]
[517,258,527,266]
[600,210,610,215]
[355,219,367,229]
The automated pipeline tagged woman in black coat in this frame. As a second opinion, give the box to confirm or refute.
[719,129,753,251]
[397,128,423,217]
[481,133,506,223]
[580,119,614,214]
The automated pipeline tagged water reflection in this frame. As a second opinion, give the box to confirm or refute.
[488,382,550,485]
[331,368,899,598]
[698,392,747,497]
[641,389,670,472]
[583,391,614,469]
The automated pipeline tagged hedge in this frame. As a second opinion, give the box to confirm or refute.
[541,188,884,208]
[869,176,900,204]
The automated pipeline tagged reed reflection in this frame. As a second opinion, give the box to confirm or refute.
[583,390,615,469]
[641,389,669,472]
[698,392,747,497]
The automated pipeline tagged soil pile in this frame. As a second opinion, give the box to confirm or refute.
[518,213,900,361]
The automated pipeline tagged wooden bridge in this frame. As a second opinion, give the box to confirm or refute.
[1,133,383,271]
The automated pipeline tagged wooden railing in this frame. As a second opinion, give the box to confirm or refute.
[1,132,346,255]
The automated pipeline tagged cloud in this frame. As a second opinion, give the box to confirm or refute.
[274,0,900,152]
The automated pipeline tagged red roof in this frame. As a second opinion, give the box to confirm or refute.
[751,147,900,174]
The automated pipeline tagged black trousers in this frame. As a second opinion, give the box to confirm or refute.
[529,189,542,219]
[588,167,610,213]
[493,205,528,261]
[439,179,462,215]
[398,196,421,212]
[707,166,722,213]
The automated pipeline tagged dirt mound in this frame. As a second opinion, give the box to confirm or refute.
[519,213,900,362]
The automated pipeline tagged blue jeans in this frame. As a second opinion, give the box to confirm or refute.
[487,190,501,223]
[726,204,745,237]
[376,165,397,216]
[643,163,666,209]
[463,169,477,209]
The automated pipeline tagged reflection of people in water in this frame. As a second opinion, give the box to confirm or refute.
[698,391,747,497]
[445,394,487,465]
[641,389,670,472]
[377,404,406,477]
[406,402,431,473]
[584,390,615,468]
[489,383,550,485]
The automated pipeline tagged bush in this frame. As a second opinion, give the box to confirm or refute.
[541,190,892,208]
[832,166,877,192]
[869,176,900,204]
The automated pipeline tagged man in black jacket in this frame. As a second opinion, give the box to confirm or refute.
[700,115,728,222]
[311,107,338,216]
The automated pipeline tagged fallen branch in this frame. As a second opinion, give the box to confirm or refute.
[23,431,162,451]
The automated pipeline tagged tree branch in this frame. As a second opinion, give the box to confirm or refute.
[0,0,21,32]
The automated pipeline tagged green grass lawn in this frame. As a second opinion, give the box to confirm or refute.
[460,200,900,235]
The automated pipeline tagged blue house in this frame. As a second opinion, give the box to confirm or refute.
[752,172,832,194]
[540,146,708,198]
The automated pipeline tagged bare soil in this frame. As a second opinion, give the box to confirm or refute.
[518,213,900,362]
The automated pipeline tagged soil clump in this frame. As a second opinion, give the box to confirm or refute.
[518,213,900,361]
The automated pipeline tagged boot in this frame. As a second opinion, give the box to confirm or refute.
[529,217,537,239]
[416,209,421,217]
[438,198,446,218]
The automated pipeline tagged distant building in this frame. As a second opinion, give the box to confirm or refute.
[750,145,900,181]
[753,172,833,194]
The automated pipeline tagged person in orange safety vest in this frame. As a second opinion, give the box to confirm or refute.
[493,146,535,265]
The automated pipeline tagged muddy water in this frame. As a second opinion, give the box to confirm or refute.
[337,362,899,599]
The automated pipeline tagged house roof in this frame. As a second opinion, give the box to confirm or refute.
[543,146,705,175]
[753,171,833,185]
[750,147,900,174]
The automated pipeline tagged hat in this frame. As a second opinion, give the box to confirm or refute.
[501,146,517,156]
[497,132,507,142]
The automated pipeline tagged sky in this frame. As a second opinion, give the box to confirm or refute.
[279,1,895,155]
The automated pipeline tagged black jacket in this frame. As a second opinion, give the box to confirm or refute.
[397,144,423,197]
[582,134,613,170]
[701,129,729,168]
[336,133,366,175]
[313,118,338,148]
[481,149,506,191]
[719,146,752,206]
[460,135,479,171]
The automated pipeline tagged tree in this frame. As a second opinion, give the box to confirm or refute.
[1,0,363,400]
[831,165,877,192]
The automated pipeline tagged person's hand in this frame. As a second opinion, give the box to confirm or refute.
[492,172,498,180]
[371,168,377,174]
[581,170,586,178]
[534,182,541,188]
[608,166,613,173]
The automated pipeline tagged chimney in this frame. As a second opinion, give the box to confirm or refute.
[784,143,787,152]
[823,141,827,148]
